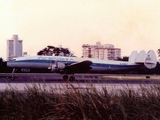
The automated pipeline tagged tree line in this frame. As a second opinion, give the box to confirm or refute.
[37,46,75,57]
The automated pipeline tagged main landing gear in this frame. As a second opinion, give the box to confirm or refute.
[10,68,16,80]
[63,74,75,82]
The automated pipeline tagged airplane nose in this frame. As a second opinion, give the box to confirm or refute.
[7,61,14,67]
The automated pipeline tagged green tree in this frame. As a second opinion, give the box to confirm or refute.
[37,46,75,57]
[0,58,3,63]
[157,49,160,57]
[116,56,128,61]
[0,58,4,73]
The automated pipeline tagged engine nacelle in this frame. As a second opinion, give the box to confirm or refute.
[51,62,65,72]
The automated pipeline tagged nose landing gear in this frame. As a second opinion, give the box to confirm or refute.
[10,68,16,80]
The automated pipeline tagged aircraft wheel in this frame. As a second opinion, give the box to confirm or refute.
[10,76,15,80]
[69,76,75,82]
[63,75,68,81]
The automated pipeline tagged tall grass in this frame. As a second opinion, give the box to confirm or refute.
[0,83,160,120]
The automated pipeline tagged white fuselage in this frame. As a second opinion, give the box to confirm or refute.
[7,56,142,73]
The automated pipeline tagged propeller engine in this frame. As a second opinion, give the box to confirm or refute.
[51,61,66,72]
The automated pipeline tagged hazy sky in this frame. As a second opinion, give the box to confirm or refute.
[0,0,160,59]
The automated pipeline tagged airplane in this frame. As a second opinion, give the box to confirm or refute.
[6,50,158,81]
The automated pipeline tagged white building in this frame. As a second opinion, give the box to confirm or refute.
[82,42,121,60]
[7,35,23,61]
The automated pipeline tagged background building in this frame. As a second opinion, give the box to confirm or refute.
[7,35,23,61]
[82,42,121,60]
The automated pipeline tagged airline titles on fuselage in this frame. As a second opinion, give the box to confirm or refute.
[34,56,74,62]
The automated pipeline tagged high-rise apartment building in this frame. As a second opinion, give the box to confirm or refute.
[82,42,121,60]
[7,35,23,61]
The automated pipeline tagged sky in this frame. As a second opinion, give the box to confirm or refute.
[0,0,160,60]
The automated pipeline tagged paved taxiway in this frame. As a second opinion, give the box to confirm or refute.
[0,73,160,84]
[0,73,159,92]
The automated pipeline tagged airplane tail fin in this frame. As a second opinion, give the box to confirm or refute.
[129,50,157,69]
[128,51,138,63]
[135,50,146,63]
[144,50,157,69]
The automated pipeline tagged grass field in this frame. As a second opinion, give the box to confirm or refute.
[0,82,159,120]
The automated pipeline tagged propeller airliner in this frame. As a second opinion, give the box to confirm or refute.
[7,50,157,81]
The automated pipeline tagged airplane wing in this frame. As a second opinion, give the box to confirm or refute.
[64,60,92,73]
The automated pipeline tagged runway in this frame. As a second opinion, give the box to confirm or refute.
[0,73,160,84]
[0,73,159,91]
